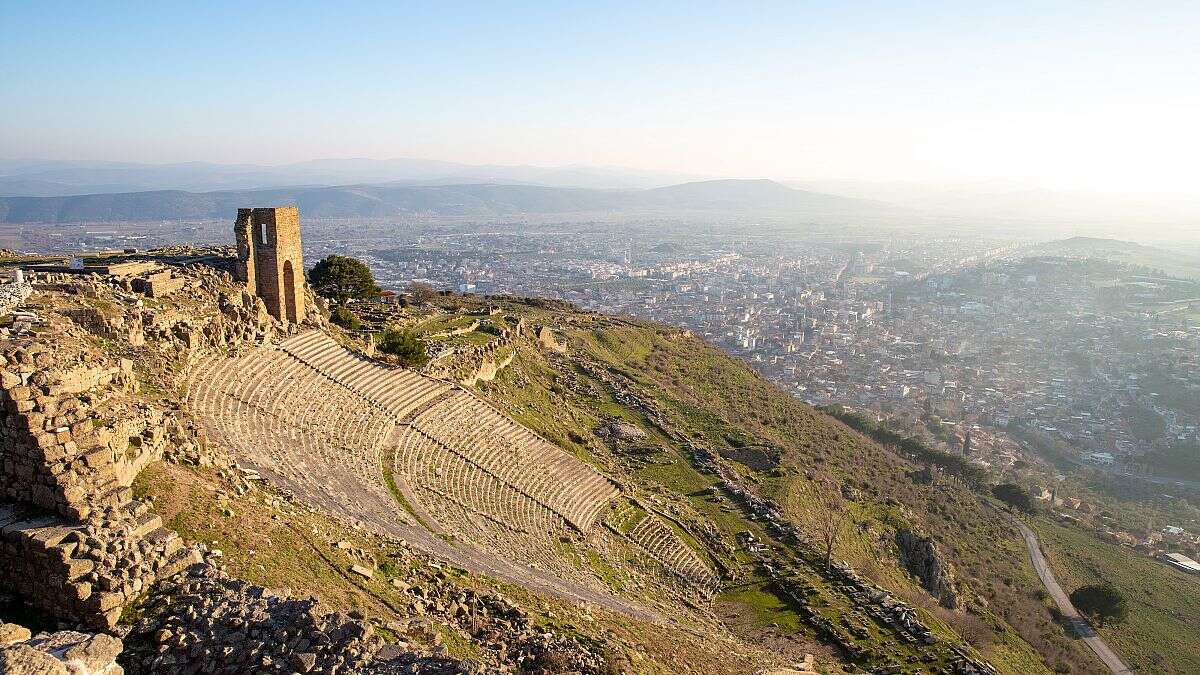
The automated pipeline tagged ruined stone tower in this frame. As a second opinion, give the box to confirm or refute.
[234,206,305,323]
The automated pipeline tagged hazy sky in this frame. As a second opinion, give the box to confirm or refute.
[2,1,1198,196]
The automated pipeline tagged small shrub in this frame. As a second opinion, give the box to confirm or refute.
[377,327,428,368]
[1069,583,1129,627]
[330,305,361,330]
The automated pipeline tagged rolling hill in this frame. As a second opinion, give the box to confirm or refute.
[1021,236,1200,280]
[0,157,707,195]
[0,179,887,223]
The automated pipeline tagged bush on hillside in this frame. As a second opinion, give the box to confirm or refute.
[377,327,428,368]
[992,483,1038,514]
[329,305,361,330]
[1069,583,1129,627]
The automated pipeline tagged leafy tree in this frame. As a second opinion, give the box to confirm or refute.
[817,405,989,489]
[329,305,361,330]
[377,326,428,368]
[1069,583,1129,627]
[308,255,379,304]
[992,483,1038,514]
[406,281,437,305]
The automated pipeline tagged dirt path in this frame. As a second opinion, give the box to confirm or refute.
[999,508,1134,674]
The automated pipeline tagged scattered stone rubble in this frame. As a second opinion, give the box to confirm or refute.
[0,621,123,675]
[121,562,387,674]
[118,555,610,675]
[389,561,609,673]
[594,419,647,442]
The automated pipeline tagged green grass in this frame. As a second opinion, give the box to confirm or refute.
[565,322,1065,674]
[610,503,648,534]
[382,463,432,531]
[1034,516,1200,674]
[636,457,715,495]
[718,582,804,635]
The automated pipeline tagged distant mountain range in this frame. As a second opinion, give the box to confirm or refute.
[0,158,708,196]
[788,179,1200,231]
[0,179,887,223]
[3,159,1197,238]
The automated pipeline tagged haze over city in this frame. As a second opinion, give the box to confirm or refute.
[0,4,1199,674]
[3,2,1199,208]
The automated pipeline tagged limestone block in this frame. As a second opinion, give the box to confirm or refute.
[0,643,70,674]
[0,622,32,646]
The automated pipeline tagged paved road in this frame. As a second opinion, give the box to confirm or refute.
[1001,509,1135,674]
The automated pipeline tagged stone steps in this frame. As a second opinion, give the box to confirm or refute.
[626,516,716,585]
[0,500,200,630]
[186,330,626,597]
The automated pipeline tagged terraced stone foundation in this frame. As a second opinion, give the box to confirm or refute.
[0,325,200,629]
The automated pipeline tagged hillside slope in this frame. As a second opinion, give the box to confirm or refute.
[406,294,1109,674]
[0,250,1120,673]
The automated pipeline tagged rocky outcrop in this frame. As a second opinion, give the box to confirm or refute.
[718,444,780,471]
[0,622,123,675]
[459,348,515,387]
[536,326,566,353]
[895,528,960,609]
[595,419,647,442]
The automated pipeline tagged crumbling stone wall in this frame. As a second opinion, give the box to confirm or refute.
[60,307,145,347]
[0,315,199,629]
[0,341,145,519]
[0,280,33,316]
[233,207,305,324]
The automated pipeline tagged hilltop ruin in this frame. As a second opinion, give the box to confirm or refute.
[0,209,727,673]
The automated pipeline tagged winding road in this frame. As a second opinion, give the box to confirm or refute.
[999,508,1134,674]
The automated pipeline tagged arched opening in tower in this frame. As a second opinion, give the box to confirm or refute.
[283,260,298,323]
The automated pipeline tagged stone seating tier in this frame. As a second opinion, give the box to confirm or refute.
[187,330,619,548]
[278,332,619,531]
[627,516,717,586]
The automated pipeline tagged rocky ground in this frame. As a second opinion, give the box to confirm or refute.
[0,621,123,675]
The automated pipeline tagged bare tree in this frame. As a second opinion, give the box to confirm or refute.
[406,281,437,305]
[813,477,851,573]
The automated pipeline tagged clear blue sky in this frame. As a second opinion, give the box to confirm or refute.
[2,1,1197,194]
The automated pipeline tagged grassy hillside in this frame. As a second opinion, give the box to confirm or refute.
[1034,517,1200,674]
[449,299,1107,674]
